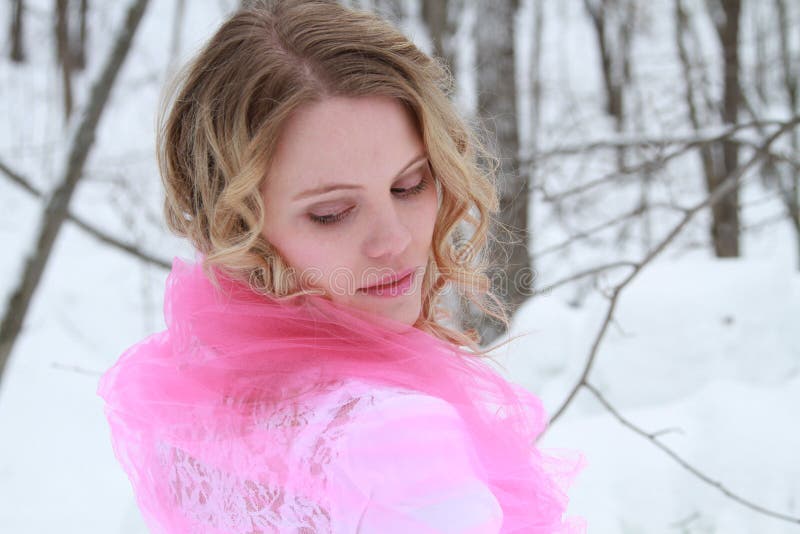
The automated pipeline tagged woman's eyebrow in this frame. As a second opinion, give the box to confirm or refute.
[292,182,362,201]
[292,153,428,201]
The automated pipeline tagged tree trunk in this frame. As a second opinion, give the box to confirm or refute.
[55,0,73,120]
[675,0,717,199]
[775,0,800,269]
[530,0,543,146]
[583,0,633,169]
[71,0,88,70]
[676,0,742,257]
[421,0,456,76]
[10,0,25,62]
[470,0,526,345]
[710,0,742,257]
[751,4,768,104]
[0,0,150,390]
[528,0,543,253]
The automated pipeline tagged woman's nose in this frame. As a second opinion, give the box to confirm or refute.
[362,205,412,260]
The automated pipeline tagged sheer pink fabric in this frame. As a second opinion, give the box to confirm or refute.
[98,257,585,533]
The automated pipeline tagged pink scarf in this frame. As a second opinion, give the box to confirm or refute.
[98,257,585,532]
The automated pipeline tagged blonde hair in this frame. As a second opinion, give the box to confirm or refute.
[158,0,510,354]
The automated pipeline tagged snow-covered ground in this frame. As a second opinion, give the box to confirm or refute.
[490,236,800,533]
[1,1,798,533]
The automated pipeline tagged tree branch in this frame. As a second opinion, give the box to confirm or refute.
[529,118,788,159]
[534,117,799,203]
[537,261,637,294]
[0,0,151,388]
[0,157,170,269]
[537,117,800,525]
[548,117,798,425]
[0,158,39,196]
[584,382,800,524]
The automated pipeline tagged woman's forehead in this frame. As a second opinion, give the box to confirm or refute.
[264,96,425,195]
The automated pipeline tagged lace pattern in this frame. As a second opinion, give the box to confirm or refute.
[158,382,386,533]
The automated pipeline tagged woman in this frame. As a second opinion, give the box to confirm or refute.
[98,1,585,532]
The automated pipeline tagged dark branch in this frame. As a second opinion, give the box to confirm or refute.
[0,156,170,270]
[584,382,800,524]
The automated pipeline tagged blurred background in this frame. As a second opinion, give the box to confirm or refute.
[0,0,798,532]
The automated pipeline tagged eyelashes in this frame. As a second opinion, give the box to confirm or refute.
[392,175,429,199]
[308,175,429,226]
[309,209,351,225]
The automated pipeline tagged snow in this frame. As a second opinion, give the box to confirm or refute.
[487,252,800,532]
[1,1,798,533]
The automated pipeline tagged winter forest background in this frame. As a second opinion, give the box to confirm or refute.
[0,0,798,532]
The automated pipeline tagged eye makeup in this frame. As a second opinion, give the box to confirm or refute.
[308,172,430,226]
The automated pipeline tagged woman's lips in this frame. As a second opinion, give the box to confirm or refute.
[358,269,416,297]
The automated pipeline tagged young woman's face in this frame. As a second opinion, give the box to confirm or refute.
[261,96,439,326]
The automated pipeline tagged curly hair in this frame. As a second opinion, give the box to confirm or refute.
[158,0,509,353]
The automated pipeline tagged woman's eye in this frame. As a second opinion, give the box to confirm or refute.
[392,175,428,198]
[308,174,429,226]
[309,207,353,225]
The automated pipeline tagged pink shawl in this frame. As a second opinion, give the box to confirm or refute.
[98,257,585,533]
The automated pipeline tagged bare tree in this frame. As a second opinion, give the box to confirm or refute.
[529,0,543,155]
[543,116,800,526]
[709,0,743,257]
[9,0,25,62]
[583,0,634,125]
[527,0,544,236]
[421,0,457,75]
[0,0,150,389]
[751,2,769,103]
[774,0,800,268]
[71,0,89,70]
[583,0,636,169]
[55,0,74,120]
[0,158,170,269]
[675,0,743,257]
[469,0,527,345]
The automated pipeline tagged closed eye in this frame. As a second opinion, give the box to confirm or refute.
[308,172,431,226]
[309,207,354,225]
[391,174,428,198]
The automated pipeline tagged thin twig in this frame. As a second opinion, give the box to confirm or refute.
[536,143,691,203]
[532,202,688,258]
[537,261,636,294]
[531,118,791,159]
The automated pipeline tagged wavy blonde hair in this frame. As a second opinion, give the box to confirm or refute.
[159,0,510,354]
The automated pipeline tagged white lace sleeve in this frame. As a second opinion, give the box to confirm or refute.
[329,392,504,534]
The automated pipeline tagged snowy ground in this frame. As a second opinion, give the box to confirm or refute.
[490,234,800,533]
[1,1,798,533]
